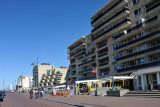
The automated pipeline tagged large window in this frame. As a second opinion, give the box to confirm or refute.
[132,0,140,5]
[138,75,142,85]
[134,8,141,16]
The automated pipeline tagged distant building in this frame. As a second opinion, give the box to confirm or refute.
[17,76,33,90]
[32,63,67,88]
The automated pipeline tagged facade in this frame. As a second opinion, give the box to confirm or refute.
[67,0,160,91]
[17,76,33,90]
[33,63,67,88]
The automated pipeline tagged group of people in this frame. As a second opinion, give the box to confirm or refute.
[29,90,40,99]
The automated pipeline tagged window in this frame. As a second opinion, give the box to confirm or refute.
[138,75,142,85]
[140,58,144,64]
[87,43,90,47]
[134,8,141,16]
[114,65,117,72]
[132,0,140,5]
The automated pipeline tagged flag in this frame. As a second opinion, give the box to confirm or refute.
[92,68,96,74]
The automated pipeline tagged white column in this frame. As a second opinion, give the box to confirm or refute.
[157,72,160,84]
[141,75,145,91]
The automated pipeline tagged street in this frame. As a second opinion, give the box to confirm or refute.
[0,92,73,107]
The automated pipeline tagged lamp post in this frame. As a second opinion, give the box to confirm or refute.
[31,57,39,97]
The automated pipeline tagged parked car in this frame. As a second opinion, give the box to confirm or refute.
[0,93,4,101]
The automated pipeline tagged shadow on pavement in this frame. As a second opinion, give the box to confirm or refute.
[81,103,108,107]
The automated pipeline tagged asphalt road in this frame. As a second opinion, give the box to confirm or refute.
[0,92,74,107]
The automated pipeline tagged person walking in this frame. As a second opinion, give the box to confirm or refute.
[29,89,33,99]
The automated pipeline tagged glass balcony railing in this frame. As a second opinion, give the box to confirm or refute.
[99,72,109,76]
[92,7,129,32]
[79,75,96,80]
[70,48,85,57]
[115,29,160,50]
[70,42,84,51]
[112,15,158,40]
[98,52,108,58]
[78,50,94,60]
[146,1,160,12]
[78,68,93,74]
[92,18,131,41]
[78,59,95,67]
[99,62,108,67]
[117,59,160,72]
[116,44,160,61]
[91,0,123,24]
[97,42,107,49]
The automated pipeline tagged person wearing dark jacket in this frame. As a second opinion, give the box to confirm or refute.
[29,90,33,99]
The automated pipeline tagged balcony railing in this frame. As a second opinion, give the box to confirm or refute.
[78,59,95,67]
[97,42,107,49]
[98,52,108,58]
[99,62,108,67]
[91,0,123,24]
[79,75,96,80]
[78,68,93,74]
[71,67,76,70]
[78,50,94,60]
[71,73,76,76]
[116,44,160,61]
[99,72,109,76]
[70,48,85,57]
[92,7,129,32]
[115,29,160,50]
[92,18,131,41]
[70,42,84,51]
[146,1,160,12]
[117,59,160,72]
[113,15,158,40]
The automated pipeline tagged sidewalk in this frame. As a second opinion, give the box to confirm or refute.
[42,94,160,107]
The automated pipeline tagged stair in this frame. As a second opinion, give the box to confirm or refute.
[123,91,160,98]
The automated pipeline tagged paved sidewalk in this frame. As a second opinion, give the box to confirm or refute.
[42,94,160,107]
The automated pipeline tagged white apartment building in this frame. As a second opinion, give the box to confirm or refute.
[17,76,33,90]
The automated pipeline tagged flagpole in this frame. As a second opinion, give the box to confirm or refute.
[96,68,98,80]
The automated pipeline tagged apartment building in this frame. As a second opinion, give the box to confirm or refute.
[67,0,160,91]
[40,66,67,87]
[17,76,33,90]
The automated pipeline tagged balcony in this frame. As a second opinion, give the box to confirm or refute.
[71,73,76,76]
[71,60,75,64]
[79,75,96,80]
[78,59,95,67]
[146,1,160,12]
[117,59,160,72]
[78,68,93,74]
[99,62,108,67]
[92,7,129,33]
[70,42,84,51]
[116,44,160,61]
[78,51,94,60]
[116,29,160,50]
[71,67,76,70]
[99,72,109,76]
[70,48,85,57]
[91,0,123,24]
[113,15,158,40]
[98,52,108,58]
[92,18,131,41]
[97,42,107,49]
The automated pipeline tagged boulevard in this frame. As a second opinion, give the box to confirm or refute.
[0,92,160,107]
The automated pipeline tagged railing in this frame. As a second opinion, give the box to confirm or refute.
[92,7,129,32]
[99,62,108,67]
[71,61,75,64]
[117,59,160,72]
[98,52,108,58]
[91,0,123,24]
[97,42,107,49]
[99,72,109,76]
[78,59,95,67]
[113,15,158,40]
[79,75,96,80]
[146,1,160,12]
[71,67,76,70]
[70,48,85,57]
[70,42,84,51]
[71,73,76,76]
[92,18,131,41]
[78,51,94,60]
[116,44,160,61]
[78,68,93,74]
[115,29,160,50]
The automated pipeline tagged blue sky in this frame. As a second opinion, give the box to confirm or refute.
[0,0,107,90]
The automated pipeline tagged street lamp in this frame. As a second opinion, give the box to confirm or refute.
[31,57,39,97]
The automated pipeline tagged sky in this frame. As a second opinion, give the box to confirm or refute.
[0,0,108,90]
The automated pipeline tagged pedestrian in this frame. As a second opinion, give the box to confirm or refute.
[29,89,33,99]
[35,90,38,99]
